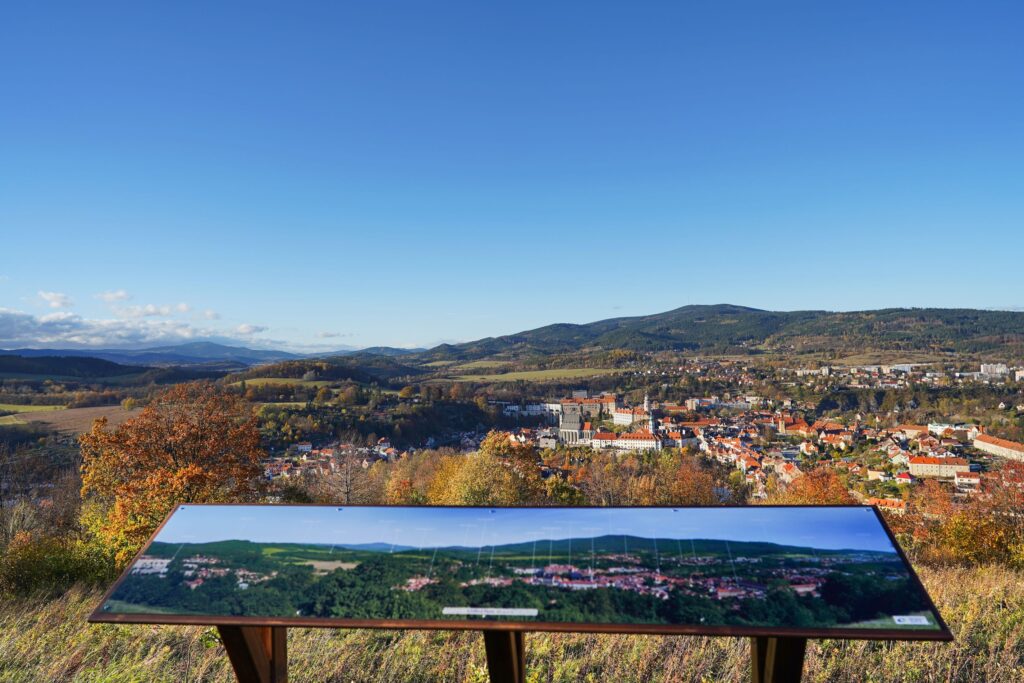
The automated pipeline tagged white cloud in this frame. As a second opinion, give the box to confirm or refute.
[236,324,268,335]
[316,331,351,339]
[115,303,192,318]
[38,291,73,309]
[39,311,77,323]
[0,308,214,347]
[116,304,174,318]
[202,309,221,320]
[96,289,131,302]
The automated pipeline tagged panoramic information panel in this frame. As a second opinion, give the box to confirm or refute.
[91,505,950,639]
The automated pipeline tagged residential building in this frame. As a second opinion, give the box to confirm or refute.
[908,456,970,478]
[973,433,1024,462]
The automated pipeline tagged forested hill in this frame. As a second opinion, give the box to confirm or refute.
[422,305,1024,359]
[0,354,146,378]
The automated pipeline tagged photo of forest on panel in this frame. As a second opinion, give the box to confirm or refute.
[99,505,942,633]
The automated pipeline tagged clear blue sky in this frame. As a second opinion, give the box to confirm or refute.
[2,1,1022,350]
[155,505,897,553]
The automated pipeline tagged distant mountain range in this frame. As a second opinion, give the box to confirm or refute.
[4,305,1023,371]
[423,304,1024,359]
[0,342,300,368]
[148,536,890,558]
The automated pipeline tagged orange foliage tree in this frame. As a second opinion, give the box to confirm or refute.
[80,382,265,563]
[892,463,1024,567]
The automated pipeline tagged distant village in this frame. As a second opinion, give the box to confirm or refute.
[262,361,1024,521]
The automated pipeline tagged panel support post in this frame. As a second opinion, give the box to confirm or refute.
[218,625,288,683]
[750,636,806,683]
[483,629,525,683]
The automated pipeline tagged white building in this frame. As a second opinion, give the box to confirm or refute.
[612,407,649,426]
[908,456,970,478]
[131,556,172,576]
[973,434,1024,462]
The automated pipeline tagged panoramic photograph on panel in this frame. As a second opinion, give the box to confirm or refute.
[99,505,942,633]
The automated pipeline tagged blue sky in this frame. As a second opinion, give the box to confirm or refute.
[2,1,1022,350]
[155,505,897,553]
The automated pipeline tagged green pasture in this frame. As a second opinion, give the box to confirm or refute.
[0,403,66,413]
[230,378,337,388]
[453,368,623,382]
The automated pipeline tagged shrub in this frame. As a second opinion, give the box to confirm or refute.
[0,533,116,596]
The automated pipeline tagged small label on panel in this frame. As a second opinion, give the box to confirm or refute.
[442,607,539,617]
[893,615,929,625]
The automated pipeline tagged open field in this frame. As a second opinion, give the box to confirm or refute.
[454,368,623,382]
[229,378,337,388]
[2,406,141,434]
[1,564,1020,682]
[422,360,458,367]
[452,360,509,370]
[0,403,67,414]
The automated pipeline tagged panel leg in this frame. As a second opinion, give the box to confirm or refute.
[750,636,806,683]
[218,626,288,683]
[483,630,525,683]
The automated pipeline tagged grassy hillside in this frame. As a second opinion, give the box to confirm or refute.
[1,565,1020,682]
[420,305,1024,360]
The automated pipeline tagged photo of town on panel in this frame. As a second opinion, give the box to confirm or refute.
[100,505,942,633]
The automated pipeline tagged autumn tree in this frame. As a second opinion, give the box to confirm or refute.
[79,382,265,563]
[477,431,545,503]
[426,451,544,506]
[764,468,855,505]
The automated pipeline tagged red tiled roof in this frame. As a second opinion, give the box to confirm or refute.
[975,433,1024,453]
[910,456,969,466]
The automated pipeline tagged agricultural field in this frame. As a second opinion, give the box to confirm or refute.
[3,405,141,434]
[229,378,338,388]
[453,368,623,383]
[0,403,67,413]
[451,360,509,371]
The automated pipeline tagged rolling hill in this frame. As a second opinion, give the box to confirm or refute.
[420,305,1024,360]
[0,354,147,378]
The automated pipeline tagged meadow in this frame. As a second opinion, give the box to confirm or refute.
[229,378,338,388]
[2,405,140,433]
[0,403,67,413]
[453,368,623,383]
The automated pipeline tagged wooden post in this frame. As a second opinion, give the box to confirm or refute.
[483,630,525,683]
[750,636,806,683]
[218,625,288,683]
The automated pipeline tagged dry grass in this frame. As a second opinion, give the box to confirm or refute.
[11,406,141,434]
[0,565,1021,682]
